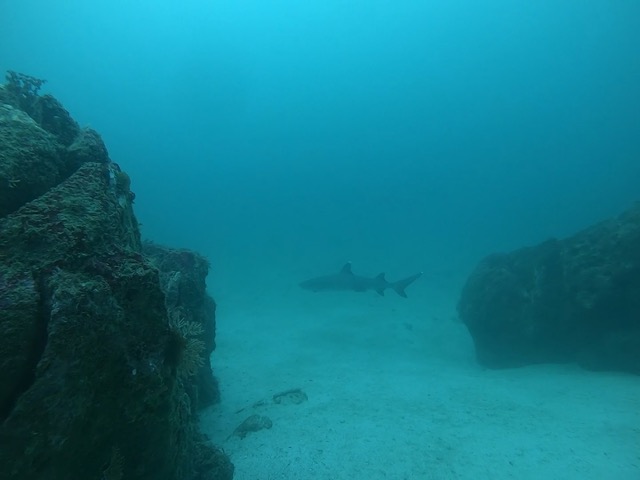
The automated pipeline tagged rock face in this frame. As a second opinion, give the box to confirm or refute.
[0,73,233,480]
[458,204,640,374]
[143,242,221,409]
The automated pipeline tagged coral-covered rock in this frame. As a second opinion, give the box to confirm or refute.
[1,71,110,218]
[0,104,65,217]
[458,203,640,374]
[143,242,221,408]
[66,126,110,166]
[29,93,80,146]
[0,73,232,480]
[1,72,79,145]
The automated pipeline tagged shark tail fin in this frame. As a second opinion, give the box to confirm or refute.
[392,272,423,298]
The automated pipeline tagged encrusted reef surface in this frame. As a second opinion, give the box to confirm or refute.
[0,72,233,480]
[143,242,221,409]
[458,204,640,374]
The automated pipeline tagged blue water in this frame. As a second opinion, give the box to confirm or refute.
[2,1,640,478]
[3,1,639,278]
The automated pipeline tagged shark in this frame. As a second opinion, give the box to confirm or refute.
[299,262,423,298]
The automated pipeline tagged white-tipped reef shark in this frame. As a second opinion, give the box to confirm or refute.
[299,262,422,298]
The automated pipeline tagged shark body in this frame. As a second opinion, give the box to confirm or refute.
[299,262,422,298]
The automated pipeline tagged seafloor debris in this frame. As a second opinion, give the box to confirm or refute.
[227,414,273,440]
[272,388,308,405]
[234,387,309,413]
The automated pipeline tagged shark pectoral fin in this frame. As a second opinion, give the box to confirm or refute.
[392,272,423,298]
[374,273,387,296]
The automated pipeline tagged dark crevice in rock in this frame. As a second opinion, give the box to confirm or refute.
[0,274,49,424]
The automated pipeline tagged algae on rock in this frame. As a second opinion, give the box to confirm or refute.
[0,72,232,480]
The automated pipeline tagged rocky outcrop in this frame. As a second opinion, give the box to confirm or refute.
[0,72,233,480]
[458,203,640,374]
[143,242,221,409]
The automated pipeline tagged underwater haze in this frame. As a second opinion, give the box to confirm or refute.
[2,1,640,478]
[3,1,640,288]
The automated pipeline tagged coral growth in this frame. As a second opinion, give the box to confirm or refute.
[170,313,207,377]
[5,70,46,108]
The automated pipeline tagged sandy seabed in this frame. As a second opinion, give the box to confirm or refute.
[200,276,640,480]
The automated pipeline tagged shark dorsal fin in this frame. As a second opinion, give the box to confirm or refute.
[340,262,353,275]
[375,273,387,296]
